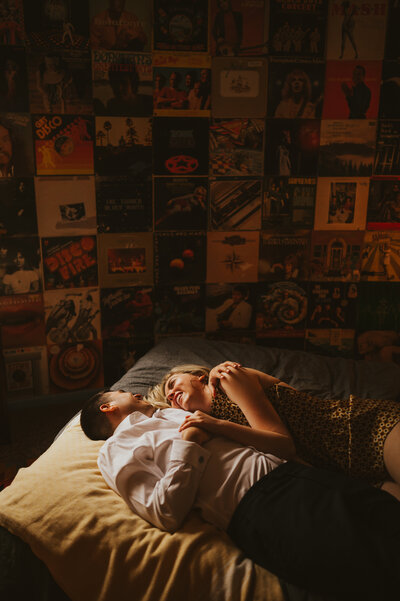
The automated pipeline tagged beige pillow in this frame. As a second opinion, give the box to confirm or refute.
[0,420,283,601]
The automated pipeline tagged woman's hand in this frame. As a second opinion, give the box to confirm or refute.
[179,411,221,435]
[208,361,242,396]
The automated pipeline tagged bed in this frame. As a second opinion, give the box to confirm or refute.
[1,336,400,601]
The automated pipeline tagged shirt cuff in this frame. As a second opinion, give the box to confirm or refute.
[170,439,211,472]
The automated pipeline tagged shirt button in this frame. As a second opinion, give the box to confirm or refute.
[199,456,204,463]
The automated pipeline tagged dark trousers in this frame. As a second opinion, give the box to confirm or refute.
[227,461,400,601]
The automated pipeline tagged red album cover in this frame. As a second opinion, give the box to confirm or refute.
[41,235,98,290]
[0,293,46,348]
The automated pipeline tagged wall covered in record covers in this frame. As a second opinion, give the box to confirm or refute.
[0,0,400,402]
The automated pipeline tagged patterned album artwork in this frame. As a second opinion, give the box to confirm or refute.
[41,235,98,290]
[90,0,152,52]
[155,231,207,285]
[0,293,46,348]
[206,231,259,283]
[3,345,49,399]
[262,176,316,229]
[153,0,208,52]
[0,178,38,236]
[100,286,154,339]
[307,281,358,330]
[33,114,94,175]
[96,176,153,233]
[367,176,400,230]
[0,112,34,177]
[154,177,208,231]
[23,0,90,49]
[154,284,205,335]
[0,236,42,297]
[361,230,400,281]
[47,339,103,393]
[0,46,29,112]
[95,116,152,177]
[98,232,154,288]
[255,280,308,338]
[209,178,262,231]
[209,118,264,176]
[44,287,101,346]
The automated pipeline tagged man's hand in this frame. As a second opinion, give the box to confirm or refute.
[180,425,211,446]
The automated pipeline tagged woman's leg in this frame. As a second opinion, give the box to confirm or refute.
[383,421,400,487]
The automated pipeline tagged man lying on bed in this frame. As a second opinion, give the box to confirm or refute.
[80,389,400,601]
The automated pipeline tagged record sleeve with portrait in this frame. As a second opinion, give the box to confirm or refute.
[314,177,369,231]
[0,178,38,236]
[366,176,400,230]
[0,236,42,297]
[262,176,316,230]
[89,0,152,52]
[205,282,256,334]
[0,46,29,112]
[98,232,154,288]
[258,230,311,282]
[264,118,320,177]
[306,281,359,330]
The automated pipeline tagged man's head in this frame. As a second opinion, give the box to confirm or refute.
[0,120,13,175]
[108,0,125,18]
[14,251,25,269]
[80,389,155,440]
[232,284,248,304]
[353,65,365,84]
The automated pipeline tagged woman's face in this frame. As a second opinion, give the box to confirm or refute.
[164,373,209,412]
[290,74,305,94]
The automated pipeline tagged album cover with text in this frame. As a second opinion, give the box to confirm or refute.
[100,286,154,339]
[206,231,259,283]
[154,284,205,335]
[41,235,98,290]
[90,0,151,52]
[318,119,376,176]
[96,176,152,233]
[262,176,316,230]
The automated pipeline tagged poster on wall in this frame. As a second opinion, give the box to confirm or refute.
[205,282,255,335]
[0,112,34,177]
[92,50,152,116]
[306,281,358,330]
[47,340,103,393]
[153,0,208,52]
[3,345,49,399]
[258,230,311,282]
[154,284,205,335]
[361,231,400,281]
[96,176,152,233]
[211,56,267,118]
[33,114,94,175]
[98,232,154,287]
[35,176,97,236]
[89,0,151,52]
[206,230,259,283]
[100,286,154,339]
[102,337,153,386]
[28,50,93,114]
[209,0,268,57]
[367,176,400,230]
[41,235,98,290]
[209,118,264,176]
[310,230,364,281]
[314,177,369,230]
[264,118,320,177]
[0,47,29,112]
[0,0,25,45]
[154,177,208,231]
[94,115,152,177]
[23,0,90,49]
[373,120,400,176]
[0,178,38,236]
[322,60,382,120]
[152,117,208,176]
[155,231,207,285]
[0,293,46,348]
[268,0,328,59]
[326,0,388,60]
[43,287,101,346]
[255,280,308,338]
[262,176,316,230]
[267,59,325,119]
[0,236,42,297]
[305,328,355,358]
[209,178,262,231]
[318,119,376,177]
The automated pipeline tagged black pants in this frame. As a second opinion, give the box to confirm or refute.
[227,461,400,601]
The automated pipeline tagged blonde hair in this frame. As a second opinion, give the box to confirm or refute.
[146,364,211,407]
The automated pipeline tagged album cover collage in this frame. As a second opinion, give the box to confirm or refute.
[1,0,400,399]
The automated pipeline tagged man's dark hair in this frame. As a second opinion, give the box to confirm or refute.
[80,388,114,440]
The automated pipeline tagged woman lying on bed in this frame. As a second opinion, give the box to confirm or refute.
[147,362,400,499]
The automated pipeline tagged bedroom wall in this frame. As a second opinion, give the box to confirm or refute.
[0,0,399,406]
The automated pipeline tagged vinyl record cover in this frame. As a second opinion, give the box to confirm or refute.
[262,176,316,230]
[255,280,308,338]
[258,230,311,282]
[384,0,400,59]
[373,120,400,176]
[206,230,259,283]
[28,50,92,114]
[153,0,208,52]
[90,0,151,51]
[267,59,325,119]
[356,281,400,333]
[92,50,152,116]
[100,285,154,339]
[44,287,100,345]
[155,231,207,285]
[209,0,268,57]
[98,232,153,287]
[95,115,152,177]
[355,327,400,363]
[268,0,328,58]
[0,178,38,236]
[3,345,49,399]
[211,56,268,118]
[102,336,153,385]
[205,282,255,334]
[209,118,264,176]
[322,60,381,120]
[0,0,25,45]
[379,61,400,119]
[23,0,90,49]
[305,328,355,357]
[96,176,152,233]
[0,236,42,296]
[314,177,369,230]
[35,176,97,236]
[33,114,94,175]
[0,46,29,112]
[153,52,211,116]
[0,293,46,348]
[310,230,364,281]
[307,281,358,329]
[361,230,400,281]
[264,118,320,176]
[0,112,34,177]
[318,119,376,176]
[209,178,262,230]
[47,339,103,393]
[154,176,208,231]
[326,0,388,60]
[41,235,98,290]
[367,176,400,230]
[154,284,205,335]
[152,117,208,176]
